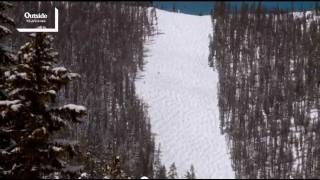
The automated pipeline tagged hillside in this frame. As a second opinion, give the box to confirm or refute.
[135,9,234,179]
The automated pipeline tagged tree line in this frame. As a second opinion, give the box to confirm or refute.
[0,1,167,179]
[1,1,198,179]
[210,2,320,179]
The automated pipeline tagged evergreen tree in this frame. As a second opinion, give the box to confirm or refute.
[184,165,196,179]
[10,2,157,178]
[185,171,192,179]
[153,144,168,179]
[153,144,162,178]
[158,165,167,179]
[167,163,178,179]
[0,32,86,178]
[104,156,127,179]
[210,1,320,178]
[0,1,16,178]
[0,1,15,100]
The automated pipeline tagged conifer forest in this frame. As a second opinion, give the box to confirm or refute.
[210,2,320,179]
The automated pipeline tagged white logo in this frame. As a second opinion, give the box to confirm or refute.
[24,12,48,19]
[17,7,58,33]
[23,12,47,23]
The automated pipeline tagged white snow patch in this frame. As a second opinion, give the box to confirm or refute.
[42,66,50,70]
[53,172,60,179]
[66,72,81,79]
[18,73,27,79]
[0,25,11,34]
[8,75,16,80]
[49,74,59,80]
[10,147,21,153]
[8,72,28,81]
[47,90,56,95]
[78,172,89,179]
[49,51,59,57]
[310,108,318,120]
[62,104,86,113]
[135,9,234,179]
[23,53,32,61]
[10,104,22,111]
[52,146,63,152]
[0,100,20,106]
[52,67,67,74]
[292,11,320,29]
[4,71,10,77]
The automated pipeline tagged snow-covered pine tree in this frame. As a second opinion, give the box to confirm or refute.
[0,32,86,178]
[0,1,15,100]
[184,164,196,179]
[157,165,167,179]
[167,163,178,179]
[153,144,161,178]
[0,1,16,178]
[153,144,168,179]
[185,171,192,179]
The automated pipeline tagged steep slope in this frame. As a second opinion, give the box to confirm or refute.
[135,9,234,179]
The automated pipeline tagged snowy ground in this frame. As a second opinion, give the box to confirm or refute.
[135,9,234,179]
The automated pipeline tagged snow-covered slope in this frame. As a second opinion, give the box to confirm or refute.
[135,9,234,179]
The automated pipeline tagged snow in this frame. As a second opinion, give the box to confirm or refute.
[4,71,10,77]
[66,72,81,79]
[47,90,56,95]
[292,11,320,29]
[135,9,234,179]
[53,172,60,179]
[78,172,89,179]
[10,147,20,153]
[49,74,59,80]
[52,67,67,74]
[29,127,47,139]
[7,75,17,80]
[0,100,20,106]
[61,104,86,113]
[0,25,12,34]
[7,72,28,81]
[49,51,59,57]
[29,33,36,37]
[42,66,50,70]
[52,146,63,152]
[310,108,318,120]
[10,104,22,111]
[8,88,26,96]
[0,99,22,112]
[19,42,30,52]
[23,53,32,61]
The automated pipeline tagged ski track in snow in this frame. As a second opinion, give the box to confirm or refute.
[135,9,234,179]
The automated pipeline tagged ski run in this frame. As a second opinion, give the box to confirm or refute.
[135,9,234,179]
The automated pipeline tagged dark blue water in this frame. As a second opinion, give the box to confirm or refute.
[153,1,319,15]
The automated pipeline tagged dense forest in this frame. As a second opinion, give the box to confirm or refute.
[210,2,320,179]
[10,1,320,179]
[0,1,176,179]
